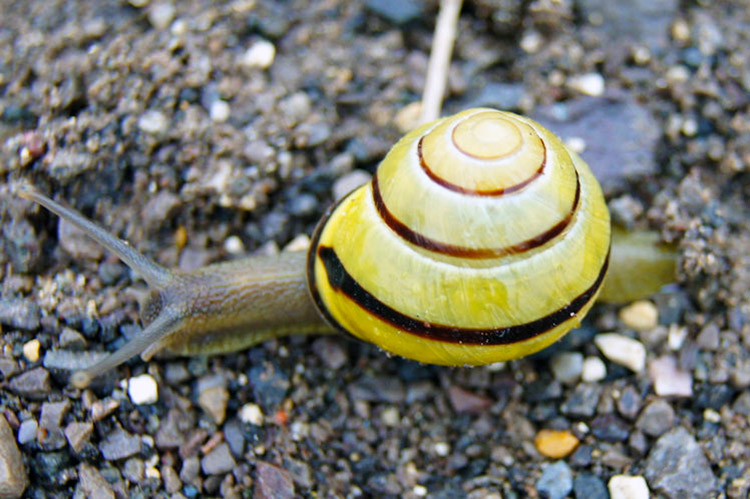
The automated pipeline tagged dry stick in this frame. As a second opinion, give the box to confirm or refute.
[420,0,464,125]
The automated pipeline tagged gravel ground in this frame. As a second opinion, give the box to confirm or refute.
[1,0,750,497]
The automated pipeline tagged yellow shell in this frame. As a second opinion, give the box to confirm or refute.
[308,108,610,366]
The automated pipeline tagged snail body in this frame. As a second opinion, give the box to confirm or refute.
[18,108,670,388]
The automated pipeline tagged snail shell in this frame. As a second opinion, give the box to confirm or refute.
[308,108,611,365]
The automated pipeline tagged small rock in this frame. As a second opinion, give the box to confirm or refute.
[535,461,573,499]
[241,40,276,69]
[122,457,144,483]
[619,301,659,331]
[365,0,424,24]
[332,170,371,201]
[550,352,583,384]
[534,429,579,459]
[128,374,159,405]
[59,328,87,349]
[447,385,492,414]
[636,399,675,437]
[591,414,630,442]
[348,375,405,404]
[279,92,312,125]
[141,190,180,231]
[209,100,231,122]
[99,429,142,460]
[695,324,720,350]
[567,73,605,97]
[147,2,175,29]
[0,358,20,379]
[287,193,317,217]
[39,400,71,450]
[155,409,186,449]
[22,339,41,362]
[201,443,236,475]
[223,419,245,457]
[162,464,182,493]
[0,298,41,330]
[138,110,169,134]
[649,356,692,397]
[78,463,115,499]
[616,385,643,419]
[65,421,94,453]
[17,419,37,445]
[732,391,750,416]
[645,427,717,499]
[9,367,51,399]
[239,403,264,426]
[574,473,608,499]
[198,386,230,425]
[594,333,646,372]
[255,461,295,499]
[608,475,650,499]
[393,102,422,134]
[0,414,29,497]
[311,337,348,369]
[561,383,601,418]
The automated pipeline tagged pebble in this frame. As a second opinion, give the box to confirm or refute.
[279,92,312,125]
[201,443,236,475]
[99,429,142,461]
[648,356,692,397]
[393,102,422,134]
[695,324,720,350]
[447,385,493,414]
[0,414,28,497]
[534,429,579,459]
[520,30,544,53]
[636,399,675,437]
[619,301,659,331]
[77,463,114,499]
[8,367,51,399]
[311,337,348,369]
[209,100,231,122]
[535,461,573,499]
[0,298,41,330]
[198,385,230,425]
[561,383,601,418]
[0,358,19,379]
[241,40,276,69]
[147,2,175,30]
[550,352,583,384]
[22,339,41,362]
[645,427,717,498]
[332,170,371,201]
[223,419,245,457]
[616,385,643,420]
[255,461,295,499]
[594,333,646,372]
[128,374,159,405]
[574,473,608,499]
[17,419,37,445]
[138,110,169,134]
[249,362,291,412]
[608,475,650,499]
[39,400,71,450]
[365,0,424,24]
[348,375,405,404]
[59,327,87,349]
[591,414,630,442]
[567,73,605,97]
[223,235,245,255]
[162,464,182,493]
[239,403,264,426]
[64,421,94,453]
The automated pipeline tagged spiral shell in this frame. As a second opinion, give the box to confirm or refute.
[308,108,610,366]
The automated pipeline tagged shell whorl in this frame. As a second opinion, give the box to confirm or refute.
[308,108,610,366]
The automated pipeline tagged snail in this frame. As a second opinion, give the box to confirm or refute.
[17,108,677,388]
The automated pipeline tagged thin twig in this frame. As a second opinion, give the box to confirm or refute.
[420,0,463,125]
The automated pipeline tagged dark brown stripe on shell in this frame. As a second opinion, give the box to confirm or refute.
[372,170,581,258]
[316,243,610,345]
[418,136,546,196]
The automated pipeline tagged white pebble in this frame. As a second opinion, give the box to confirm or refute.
[138,110,169,134]
[581,356,607,383]
[170,19,187,36]
[283,234,311,252]
[127,374,159,405]
[129,0,149,7]
[667,324,688,350]
[210,100,231,122]
[648,356,693,397]
[594,333,646,373]
[240,403,264,425]
[567,73,606,97]
[241,40,276,69]
[22,339,41,363]
[380,407,400,426]
[148,2,175,30]
[17,419,38,445]
[608,475,650,499]
[564,136,586,154]
[434,442,450,457]
[413,485,428,497]
[520,30,544,54]
[550,352,583,384]
[223,235,245,255]
[619,300,659,331]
